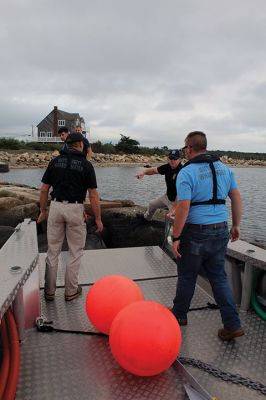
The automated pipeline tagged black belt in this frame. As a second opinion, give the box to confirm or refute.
[185,222,227,230]
[52,199,83,204]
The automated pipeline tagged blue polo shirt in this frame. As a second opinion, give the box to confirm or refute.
[176,161,238,224]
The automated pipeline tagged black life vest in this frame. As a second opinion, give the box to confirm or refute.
[183,154,226,206]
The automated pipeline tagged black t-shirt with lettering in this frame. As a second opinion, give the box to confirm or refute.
[157,163,182,201]
[42,149,97,202]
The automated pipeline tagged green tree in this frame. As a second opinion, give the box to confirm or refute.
[115,134,140,154]
[0,138,22,150]
[91,140,104,153]
[91,140,116,154]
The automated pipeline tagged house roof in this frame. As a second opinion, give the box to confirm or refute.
[37,108,83,127]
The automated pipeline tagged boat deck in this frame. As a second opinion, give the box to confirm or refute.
[16,246,265,400]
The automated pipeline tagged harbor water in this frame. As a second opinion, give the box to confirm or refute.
[1,166,265,244]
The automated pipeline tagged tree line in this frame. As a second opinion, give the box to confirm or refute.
[0,135,265,160]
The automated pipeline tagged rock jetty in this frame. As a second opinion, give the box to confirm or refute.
[0,161,9,172]
[0,151,167,168]
[0,183,165,251]
[1,182,265,252]
[0,150,266,168]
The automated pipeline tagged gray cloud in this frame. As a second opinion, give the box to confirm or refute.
[1,0,266,151]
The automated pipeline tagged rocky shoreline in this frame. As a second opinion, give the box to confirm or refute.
[1,182,265,251]
[1,150,266,168]
[0,182,166,251]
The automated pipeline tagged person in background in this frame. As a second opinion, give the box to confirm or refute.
[171,131,244,341]
[58,125,91,160]
[74,126,83,133]
[75,125,92,160]
[135,149,182,222]
[58,126,69,149]
[37,132,103,302]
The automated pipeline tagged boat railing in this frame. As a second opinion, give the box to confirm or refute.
[0,219,40,341]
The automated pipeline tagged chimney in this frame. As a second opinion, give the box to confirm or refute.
[53,106,58,137]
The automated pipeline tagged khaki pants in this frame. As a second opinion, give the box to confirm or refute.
[45,201,86,296]
[144,193,174,221]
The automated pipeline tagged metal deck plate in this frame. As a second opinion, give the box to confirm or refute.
[17,283,186,400]
[17,248,266,400]
[38,246,177,288]
[0,220,38,319]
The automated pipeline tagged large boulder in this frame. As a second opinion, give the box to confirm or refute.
[0,196,24,209]
[0,186,40,203]
[0,162,9,172]
[101,206,165,248]
[0,184,40,226]
[0,202,39,226]
[0,183,167,250]
[36,207,166,252]
[37,229,107,253]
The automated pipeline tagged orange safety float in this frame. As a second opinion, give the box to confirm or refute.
[109,300,182,376]
[86,275,144,334]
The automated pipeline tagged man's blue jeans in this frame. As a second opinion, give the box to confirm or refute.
[173,224,241,331]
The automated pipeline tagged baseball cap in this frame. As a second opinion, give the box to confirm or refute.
[168,149,180,160]
[66,132,84,144]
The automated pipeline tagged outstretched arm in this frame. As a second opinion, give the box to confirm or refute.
[135,167,158,179]
[228,189,242,241]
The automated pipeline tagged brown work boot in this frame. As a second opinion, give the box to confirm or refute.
[65,286,82,301]
[218,327,244,341]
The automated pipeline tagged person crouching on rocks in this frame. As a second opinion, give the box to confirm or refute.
[135,149,182,222]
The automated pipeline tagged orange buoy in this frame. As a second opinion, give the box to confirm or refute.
[86,275,144,334]
[109,300,182,376]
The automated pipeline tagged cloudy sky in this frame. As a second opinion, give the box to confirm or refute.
[1,0,266,152]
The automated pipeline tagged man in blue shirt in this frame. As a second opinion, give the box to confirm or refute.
[171,131,244,341]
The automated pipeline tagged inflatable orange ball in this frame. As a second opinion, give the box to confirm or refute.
[109,301,182,376]
[85,275,144,334]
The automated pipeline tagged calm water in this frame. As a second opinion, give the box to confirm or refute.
[1,166,265,243]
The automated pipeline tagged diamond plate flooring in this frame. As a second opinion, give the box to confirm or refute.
[38,246,177,288]
[17,247,266,400]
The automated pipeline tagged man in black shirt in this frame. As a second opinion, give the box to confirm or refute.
[37,132,103,302]
[135,149,182,221]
